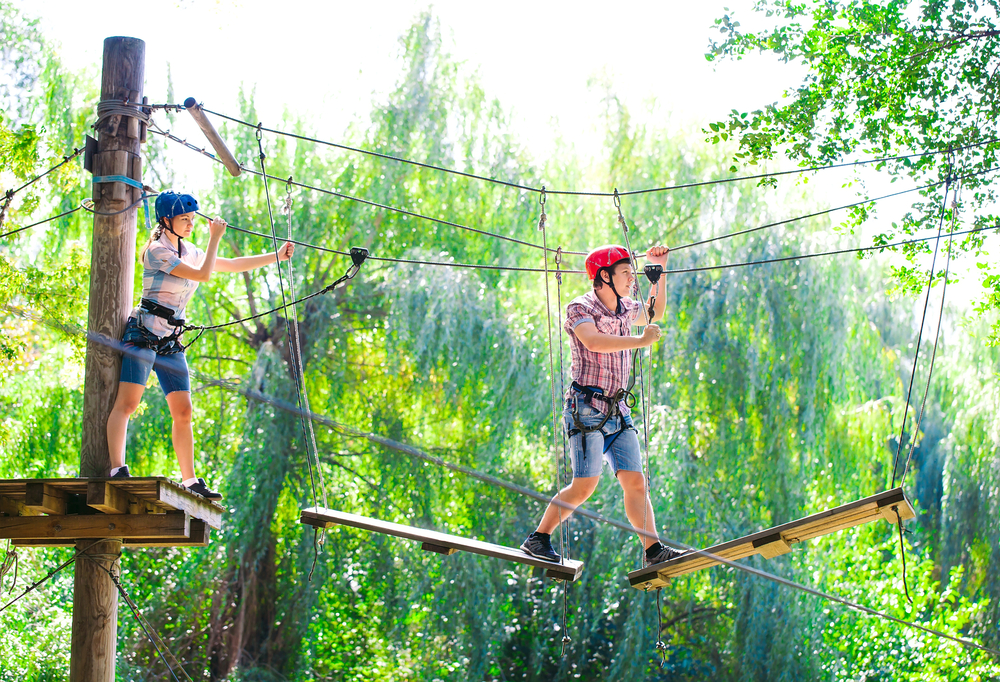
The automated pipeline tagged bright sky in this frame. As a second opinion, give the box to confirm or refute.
[22,0,799,176]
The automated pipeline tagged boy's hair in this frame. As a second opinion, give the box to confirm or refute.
[593,259,631,290]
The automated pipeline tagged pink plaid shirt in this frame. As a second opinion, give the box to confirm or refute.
[564,291,641,416]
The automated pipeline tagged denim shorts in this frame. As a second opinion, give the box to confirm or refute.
[564,398,641,478]
[120,343,191,395]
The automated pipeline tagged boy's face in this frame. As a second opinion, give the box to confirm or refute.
[607,261,636,294]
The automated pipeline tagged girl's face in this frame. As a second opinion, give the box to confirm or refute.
[168,212,195,238]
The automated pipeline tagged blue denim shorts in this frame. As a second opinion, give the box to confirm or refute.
[120,343,190,395]
[564,398,641,478]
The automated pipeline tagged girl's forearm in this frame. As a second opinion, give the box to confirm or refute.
[230,251,279,272]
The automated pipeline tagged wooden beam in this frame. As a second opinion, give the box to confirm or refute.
[14,520,211,548]
[87,481,132,514]
[753,533,792,560]
[24,482,68,515]
[301,507,585,581]
[421,542,458,555]
[156,480,224,529]
[0,495,42,517]
[628,488,916,590]
[0,512,190,541]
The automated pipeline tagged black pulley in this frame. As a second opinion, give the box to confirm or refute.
[643,264,663,285]
[350,247,370,267]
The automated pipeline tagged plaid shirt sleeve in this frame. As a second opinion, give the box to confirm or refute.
[564,299,595,332]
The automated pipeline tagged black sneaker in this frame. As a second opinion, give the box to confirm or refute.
[110,466,131,478]
[185,477,223,501]
[520,532,561,563]
[646,543,686,566]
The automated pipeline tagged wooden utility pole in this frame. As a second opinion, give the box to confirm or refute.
[74,36,145,682]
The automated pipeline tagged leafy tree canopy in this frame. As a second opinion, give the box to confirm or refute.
[706,0,1000,338]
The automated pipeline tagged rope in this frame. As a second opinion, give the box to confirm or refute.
[93,98,151,130]
[6,304,1000,659]
[553,246,573,653]
[537,189,573,653]
[199,105,997,197]
[0,541,17,594]
[654,588,667,668]
[891,174,953,489]
[82,553,191,682]
[894,506,913,605]
[256,128,327,548]
[283,177,329,577]
[613,190,654,568]
[900,182,962,482]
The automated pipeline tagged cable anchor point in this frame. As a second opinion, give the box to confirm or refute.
[538,185,547,231]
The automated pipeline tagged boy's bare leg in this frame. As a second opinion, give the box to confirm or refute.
[536,476,600,535]
[618,470,658,549]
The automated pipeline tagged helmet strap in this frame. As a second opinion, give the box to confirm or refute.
[602,268,624,314]
[162,217,183,258]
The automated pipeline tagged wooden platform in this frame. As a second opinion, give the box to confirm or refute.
[629,488,915,590]
[0,477,225,548]
[301,507,585,582]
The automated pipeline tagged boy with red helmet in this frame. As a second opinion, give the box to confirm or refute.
[521,243,683,566]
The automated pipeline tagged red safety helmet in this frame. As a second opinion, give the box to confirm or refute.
[585,245,632,281]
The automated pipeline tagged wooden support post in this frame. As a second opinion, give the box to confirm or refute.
[69,539,121,682]
[80,36,145,477]
[73,36,145,682]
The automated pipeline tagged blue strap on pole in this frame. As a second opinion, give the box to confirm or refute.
[92,174,143,189]
[92,175,152,230]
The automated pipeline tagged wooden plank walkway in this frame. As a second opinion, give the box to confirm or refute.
[0,477,225,547]
[628,488,915,590]
[301,507,585,582]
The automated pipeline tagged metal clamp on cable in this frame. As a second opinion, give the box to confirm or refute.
[350,247,369,269]
[643,264,663,320]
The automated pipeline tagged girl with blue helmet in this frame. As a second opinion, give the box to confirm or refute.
[106,191,295,500]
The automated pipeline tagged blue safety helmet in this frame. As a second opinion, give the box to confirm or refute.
[154,191,199,224]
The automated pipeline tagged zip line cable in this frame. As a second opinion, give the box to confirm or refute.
[0,147,85,231]
[890,175,953,489]
[148,123,555,255]
[0,540,103,616]
[4,194,996,288]
[0,205,84,239]
[196,105,997,197]
[153,121,998,267]
[668,171,982,254]
[5,305,1000,660]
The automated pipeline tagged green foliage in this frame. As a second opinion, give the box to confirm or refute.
[705,0,1000,340]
